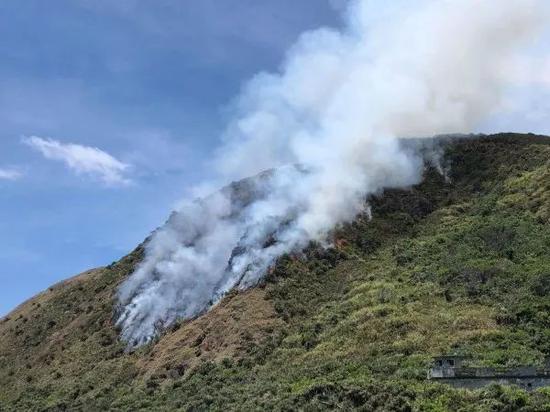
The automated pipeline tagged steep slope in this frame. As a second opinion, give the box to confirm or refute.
[1,133,550,411]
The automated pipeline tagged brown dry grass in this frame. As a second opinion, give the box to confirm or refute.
[139,288,285,377]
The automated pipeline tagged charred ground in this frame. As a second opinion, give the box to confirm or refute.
[1,133,550,411]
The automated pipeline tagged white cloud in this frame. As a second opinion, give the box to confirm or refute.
[22,136,131,186]
[0,168,22,180]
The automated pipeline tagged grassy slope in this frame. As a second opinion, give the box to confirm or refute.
[1,133,549,411]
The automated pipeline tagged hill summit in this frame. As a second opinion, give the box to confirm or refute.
[1,133,550,411]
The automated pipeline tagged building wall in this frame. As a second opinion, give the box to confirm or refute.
[434,377,550,391]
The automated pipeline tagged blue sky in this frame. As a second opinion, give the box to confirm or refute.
[1,1,549,315]
[0,1,344,314]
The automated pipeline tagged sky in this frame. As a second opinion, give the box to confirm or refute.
[1,0,549,315]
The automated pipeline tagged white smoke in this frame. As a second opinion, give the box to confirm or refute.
[116,0,548,347]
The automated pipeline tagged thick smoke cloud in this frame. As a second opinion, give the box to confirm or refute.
[116,0,548,347]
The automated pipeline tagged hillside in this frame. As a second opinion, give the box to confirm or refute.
[1,133,550,411]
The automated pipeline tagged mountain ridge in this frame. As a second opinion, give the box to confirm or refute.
[1,133,550,411]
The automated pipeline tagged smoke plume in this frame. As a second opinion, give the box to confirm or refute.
[116,0,548,347]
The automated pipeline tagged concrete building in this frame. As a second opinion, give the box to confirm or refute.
[428,356,550,391]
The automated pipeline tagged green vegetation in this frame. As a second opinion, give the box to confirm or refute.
[1,133,549,411]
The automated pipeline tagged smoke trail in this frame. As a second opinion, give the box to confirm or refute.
[116,0,548,347]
